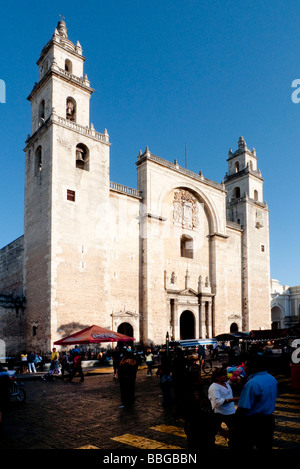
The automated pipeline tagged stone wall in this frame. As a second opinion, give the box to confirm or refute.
[0,237,26,355]
[0,294,26,356]
[0,236,24,296]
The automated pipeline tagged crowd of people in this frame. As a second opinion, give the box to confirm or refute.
[149,345,278,451]
[96,340,281,452]
[0,340,283,450]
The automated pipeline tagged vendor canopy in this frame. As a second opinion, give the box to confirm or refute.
[54,325,135,345]
[214,332,250,341]
[248,328,292,340]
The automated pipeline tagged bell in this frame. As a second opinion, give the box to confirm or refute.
[76,149,84,161]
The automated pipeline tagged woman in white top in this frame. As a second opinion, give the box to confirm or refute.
[208,367,239,445]
[145,349,154,377]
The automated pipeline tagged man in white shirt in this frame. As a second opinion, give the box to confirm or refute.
[208,367,239,446]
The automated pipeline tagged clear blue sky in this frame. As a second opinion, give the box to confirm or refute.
[0,0,299,286]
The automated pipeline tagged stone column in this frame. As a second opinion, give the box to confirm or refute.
[199,299,206,338]
[207,299,213,338]
[173,299,179,340]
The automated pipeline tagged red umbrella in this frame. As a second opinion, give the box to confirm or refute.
[54,325,135,345]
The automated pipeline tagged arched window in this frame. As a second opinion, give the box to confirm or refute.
[234,187,240,199]
[235,161,239,173]
[180,235,193,259]
[35,146,42,175]
[66,97,76,122]
[254,190,258,202]
[38,100,45,125]
[76,143,89,171]
[65,59,73,73]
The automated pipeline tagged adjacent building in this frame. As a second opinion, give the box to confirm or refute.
[271,279,300,329]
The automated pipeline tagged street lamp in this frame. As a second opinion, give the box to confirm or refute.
[166,332,169,357]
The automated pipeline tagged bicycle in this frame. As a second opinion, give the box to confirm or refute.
[9,374,26,402]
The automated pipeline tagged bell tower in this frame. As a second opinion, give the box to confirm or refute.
[225,136,264,226]
[224,137,271,331]
[24,21,111,352]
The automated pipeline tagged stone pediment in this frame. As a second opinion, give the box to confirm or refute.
[178,288,199,297]
[112,310,139,318]
[228,313,241,320]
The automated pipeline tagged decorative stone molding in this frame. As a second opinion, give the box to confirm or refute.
[173,189,199,229]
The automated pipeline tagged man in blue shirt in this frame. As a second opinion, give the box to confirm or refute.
[232,354,277,450]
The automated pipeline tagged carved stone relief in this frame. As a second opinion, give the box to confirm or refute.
[173,190,199,229]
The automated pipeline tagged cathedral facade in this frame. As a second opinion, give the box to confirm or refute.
[0,22,271,354]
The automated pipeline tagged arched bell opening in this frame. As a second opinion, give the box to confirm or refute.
[75,143,89,171]
[66,96,76,122]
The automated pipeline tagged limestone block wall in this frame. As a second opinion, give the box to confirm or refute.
[0,238,25,355]
[0,237,24,296]
[245,202,271,331]
[109,192,140,335]
[0,296,26,355]
[51,124,110,344]
[30,80,53,134]
[212,226,243,335]
[141,222,168,344]
[24,125,53,353]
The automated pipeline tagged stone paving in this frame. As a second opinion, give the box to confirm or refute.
[0,366,299,451]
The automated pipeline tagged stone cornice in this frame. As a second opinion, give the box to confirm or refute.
[226,195,268,210]
[209,232,229,240]
[227,148,257,161]
[24,113,110,150]
[27,65,94,102]
[137,148,226,193]
[226,221,243,232]
[224,167,263,183]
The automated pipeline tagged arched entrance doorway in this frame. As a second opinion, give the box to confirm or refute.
[230,322,239,332]
[271,306,283,329]
[117,322,134,345]
[180,310,195,340]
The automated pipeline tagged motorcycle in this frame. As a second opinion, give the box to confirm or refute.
[9,372,26,402]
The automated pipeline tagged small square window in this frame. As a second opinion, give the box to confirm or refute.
[67,189,75,202]
[261,244,265,252]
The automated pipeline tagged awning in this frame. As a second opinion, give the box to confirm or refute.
[214,332,250,341]
[54,325,135,346]
[179,338,218,348]
[248,329,293,341]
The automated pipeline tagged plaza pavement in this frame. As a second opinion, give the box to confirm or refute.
[0,364,299,452]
